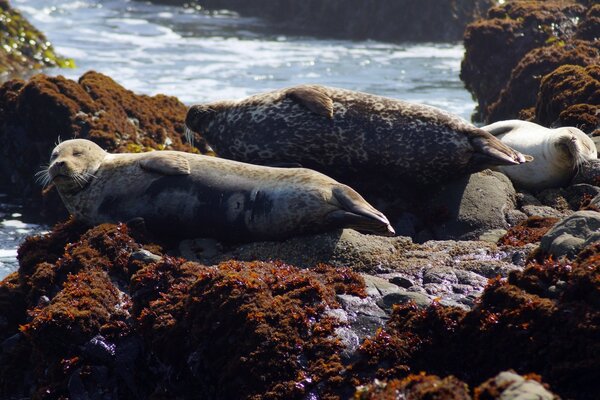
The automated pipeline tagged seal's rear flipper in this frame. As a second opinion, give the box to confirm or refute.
[286,86,334,118]
[329,186,395,236]
[470,133,534,167]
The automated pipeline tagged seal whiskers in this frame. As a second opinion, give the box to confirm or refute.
[45,139,395,242]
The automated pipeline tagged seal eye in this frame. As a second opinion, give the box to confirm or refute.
[73,150,83,157]
[50,152,58,161]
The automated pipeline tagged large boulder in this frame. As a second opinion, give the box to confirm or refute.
[0,0,72,78]
[487,40,600,122]
[461,0,586,122]
[535,64,600,136]
[0,218,576,400]
[539,210,600,258]
[0,72,203,217]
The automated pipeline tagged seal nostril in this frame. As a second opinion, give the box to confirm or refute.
[55,161,65,167]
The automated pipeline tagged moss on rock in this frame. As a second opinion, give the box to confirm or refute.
[0,71,209,219]
[536,64,600,135]
[0,0,73,77]
[461,0,587,122]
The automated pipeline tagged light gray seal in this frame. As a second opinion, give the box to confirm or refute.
[185,85,532,188]
[483,120,598,191]
[39,139,395,242]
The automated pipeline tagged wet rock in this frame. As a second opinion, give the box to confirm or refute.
[423,170,517,240]
[539,210,600,258]
[163,0,495,42]
[354,374,471,400]
[347,243,600,399]
[2,218,595,399]
[536,64,600,135]
[0,72,202,218]
[0,0,73,78]
[499,216,561,247]
[488,40,599,122]
[200,229,525,302]
[572,159,600,187]
[461,0,587,122]
[476,370,560,400]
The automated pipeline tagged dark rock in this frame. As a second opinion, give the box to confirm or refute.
[539,210,600,257]
[572,159,600,186]
[0,0,73,78]
[488,40,599,122]
[423,170,517,240]
[155,0,496,42]
[0,72,204,219]
[535,64,600,135]
[461,0,586,122]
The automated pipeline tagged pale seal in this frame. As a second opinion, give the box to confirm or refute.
[482,120,598,191]
[184,85,532,190]
[40,139,395,241]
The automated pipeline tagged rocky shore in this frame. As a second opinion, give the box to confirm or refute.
[461,0,599,128]
[148,0,496,42]
[0,0,73,79]
[0,0,599,399]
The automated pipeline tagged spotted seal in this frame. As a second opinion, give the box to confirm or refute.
[39,139,394,241]
[185,85,532,188]
[482,120,597,191]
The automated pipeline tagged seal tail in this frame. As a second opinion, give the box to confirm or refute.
[327,186,395,236]
[470,130,534,167]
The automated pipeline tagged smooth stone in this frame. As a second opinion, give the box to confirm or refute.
[540,210,600,258]
[489,371,558,400]
[376,290,432,311]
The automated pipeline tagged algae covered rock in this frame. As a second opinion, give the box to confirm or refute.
[0,0,73,77]
[461,0,586,122]
[0,71,204,218]
[535,64,600,135]
[1,216,594,399]
[487,40,600,122]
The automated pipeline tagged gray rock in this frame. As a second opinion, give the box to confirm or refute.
[362,274,403,297]
[183,229,527,308]
[483,370,559,400]
[336,294,388,339]
[478,228,508,243]
[540,210,600,258]
[376,290,431,311]
[506,209,528,226]
[571,158,600,186]
[521,205,570,219]
[563,184,600,210]
[129,249,161,264]
[424,170,517,240]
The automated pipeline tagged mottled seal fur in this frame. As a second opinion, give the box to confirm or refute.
[483,120,597,191]
[41,139,394,241]
[185,85,532,187]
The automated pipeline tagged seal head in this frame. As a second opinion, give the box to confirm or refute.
[483,120,597,191]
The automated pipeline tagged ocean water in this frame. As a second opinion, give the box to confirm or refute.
[0,0,476,279]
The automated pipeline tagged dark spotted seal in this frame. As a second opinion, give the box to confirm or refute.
[40,139,394,241]
[185,85,532,187]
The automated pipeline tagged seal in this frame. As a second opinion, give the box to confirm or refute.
[40,139,395,242]
[482,120,598,191]
[184,85,532,188]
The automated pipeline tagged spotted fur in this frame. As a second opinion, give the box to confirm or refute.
[46,139,394,242]
[186,85,530,186]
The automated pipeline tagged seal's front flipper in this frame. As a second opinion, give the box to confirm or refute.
[470,132,534,167]
[329,186,395,236]
[286,86,334,118]
[139,153,191,175]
